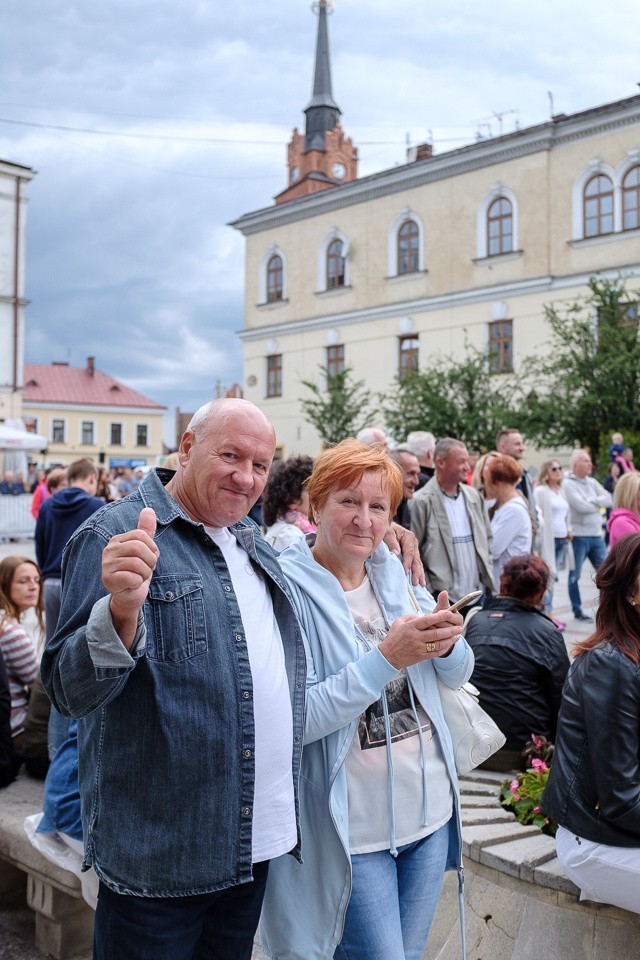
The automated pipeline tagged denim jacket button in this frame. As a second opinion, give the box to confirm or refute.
[242,807,251,816]
[164,591,174,600]
[224,585,231,592]
[235,634,243,642]
[244,749,252,758]
[242,691,250,699]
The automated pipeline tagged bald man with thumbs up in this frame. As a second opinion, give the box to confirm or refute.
[41,398,307,960]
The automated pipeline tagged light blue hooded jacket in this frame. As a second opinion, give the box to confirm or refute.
[260,537,474,960]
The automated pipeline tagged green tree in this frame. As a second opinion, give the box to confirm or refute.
[519,279,640,464]
[380,344,520,451]
[300,365,375,446]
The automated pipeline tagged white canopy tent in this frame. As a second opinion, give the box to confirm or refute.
[0,423,48,451]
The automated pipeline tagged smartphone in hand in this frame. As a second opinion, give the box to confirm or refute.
[448,590,482,613]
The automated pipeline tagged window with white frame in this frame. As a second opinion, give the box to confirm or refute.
[623,165,640,232]
[136,424,149,447]
[388,211,424,277]
[398,335,420,379]
[487,197,513,256]
[317,230,350,292]
[258,246,287,305]
[584,173,614,237]
[81,420,95,445]
[488,320,513,373]
[110,422,123,445]
[326,344,345,376]
[476,186,519,260]
[266,354,282,398]
[51,419,66,444]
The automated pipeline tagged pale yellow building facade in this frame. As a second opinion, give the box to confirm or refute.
[232,95,640,456]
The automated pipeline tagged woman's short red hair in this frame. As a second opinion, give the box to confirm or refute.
[307,439,403,523]
[488,453,523,486]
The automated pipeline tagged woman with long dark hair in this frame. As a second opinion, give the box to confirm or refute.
[543,533,640,913]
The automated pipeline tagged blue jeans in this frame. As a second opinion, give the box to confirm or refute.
[93,862,269,960]
[568,536,607,615]
[334,821,450,960]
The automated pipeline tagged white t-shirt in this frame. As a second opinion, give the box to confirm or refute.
[548,488,569,538]
[205,526,297,863]
[344,575,452,854]
[490,497,533,588]
[442,491,482,601]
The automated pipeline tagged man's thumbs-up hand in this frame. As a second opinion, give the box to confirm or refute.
[102,507,160,650]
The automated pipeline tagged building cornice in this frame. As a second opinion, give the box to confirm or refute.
[230,99,640,236]
[237,262,640,342]
[22,401,166,415]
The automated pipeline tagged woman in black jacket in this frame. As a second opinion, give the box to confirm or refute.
[464,554,570,771]
[543,534,640,914]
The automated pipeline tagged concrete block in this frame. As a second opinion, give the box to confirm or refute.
[27,875,93,960]
[459,779,503,796]
[461,806,514,825]
[533,856,580,896]
[462,822,540,860]
[480,835,557,881]
[460,793,504,807]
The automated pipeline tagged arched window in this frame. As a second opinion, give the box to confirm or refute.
[326,239,345,289]
[487,197,513,256]
[266,254,283,303]
[623,165,640,232]
[584,174,614,237]
[397,219,420,275]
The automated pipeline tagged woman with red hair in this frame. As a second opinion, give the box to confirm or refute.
[485,454,533,588]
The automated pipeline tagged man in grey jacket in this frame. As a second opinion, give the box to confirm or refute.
[411,437,493,609]
[563,449,612,621]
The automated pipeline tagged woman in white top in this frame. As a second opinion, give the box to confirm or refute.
[534,459,572,626]
[485,454,533,589]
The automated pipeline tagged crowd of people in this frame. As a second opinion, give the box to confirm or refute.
[2,413,640,955]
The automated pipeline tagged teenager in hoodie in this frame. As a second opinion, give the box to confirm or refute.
[35,458,104,756]
[607,471,640,548]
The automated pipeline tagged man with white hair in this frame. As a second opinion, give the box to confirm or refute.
[563,448,612,622]
[356,425,389,450]
[406,431,436,490]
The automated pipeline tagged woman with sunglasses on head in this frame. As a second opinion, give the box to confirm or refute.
[534,459,572,629]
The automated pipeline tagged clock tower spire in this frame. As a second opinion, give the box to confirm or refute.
[275,1,358,205]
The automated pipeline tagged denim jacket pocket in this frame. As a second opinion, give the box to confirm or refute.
[145,576,208,662]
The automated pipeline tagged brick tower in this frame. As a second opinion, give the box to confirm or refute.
[275,1,358,205]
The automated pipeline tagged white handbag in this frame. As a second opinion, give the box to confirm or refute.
[437,679,506,775]
[404,580,506,774]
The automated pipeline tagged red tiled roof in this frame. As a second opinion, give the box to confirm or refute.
[23,362,165,410]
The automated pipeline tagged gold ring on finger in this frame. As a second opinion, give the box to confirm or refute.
[425,642,437,652]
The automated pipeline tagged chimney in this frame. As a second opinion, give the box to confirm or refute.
[406,142,433,163]
[86,356,95,376]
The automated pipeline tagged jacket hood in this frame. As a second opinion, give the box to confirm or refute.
[49,486,99,514]
[606,507,640,531]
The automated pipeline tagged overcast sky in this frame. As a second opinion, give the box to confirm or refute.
[1,1,638,444]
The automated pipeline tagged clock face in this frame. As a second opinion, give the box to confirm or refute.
[331,161,347,180]
[290,165,299,183]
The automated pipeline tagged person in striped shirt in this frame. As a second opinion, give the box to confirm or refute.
[0,556,43,746]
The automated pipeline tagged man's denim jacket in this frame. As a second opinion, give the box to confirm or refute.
[40,469,306,898]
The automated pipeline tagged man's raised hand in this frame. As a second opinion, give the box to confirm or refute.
[102,507,159,649]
